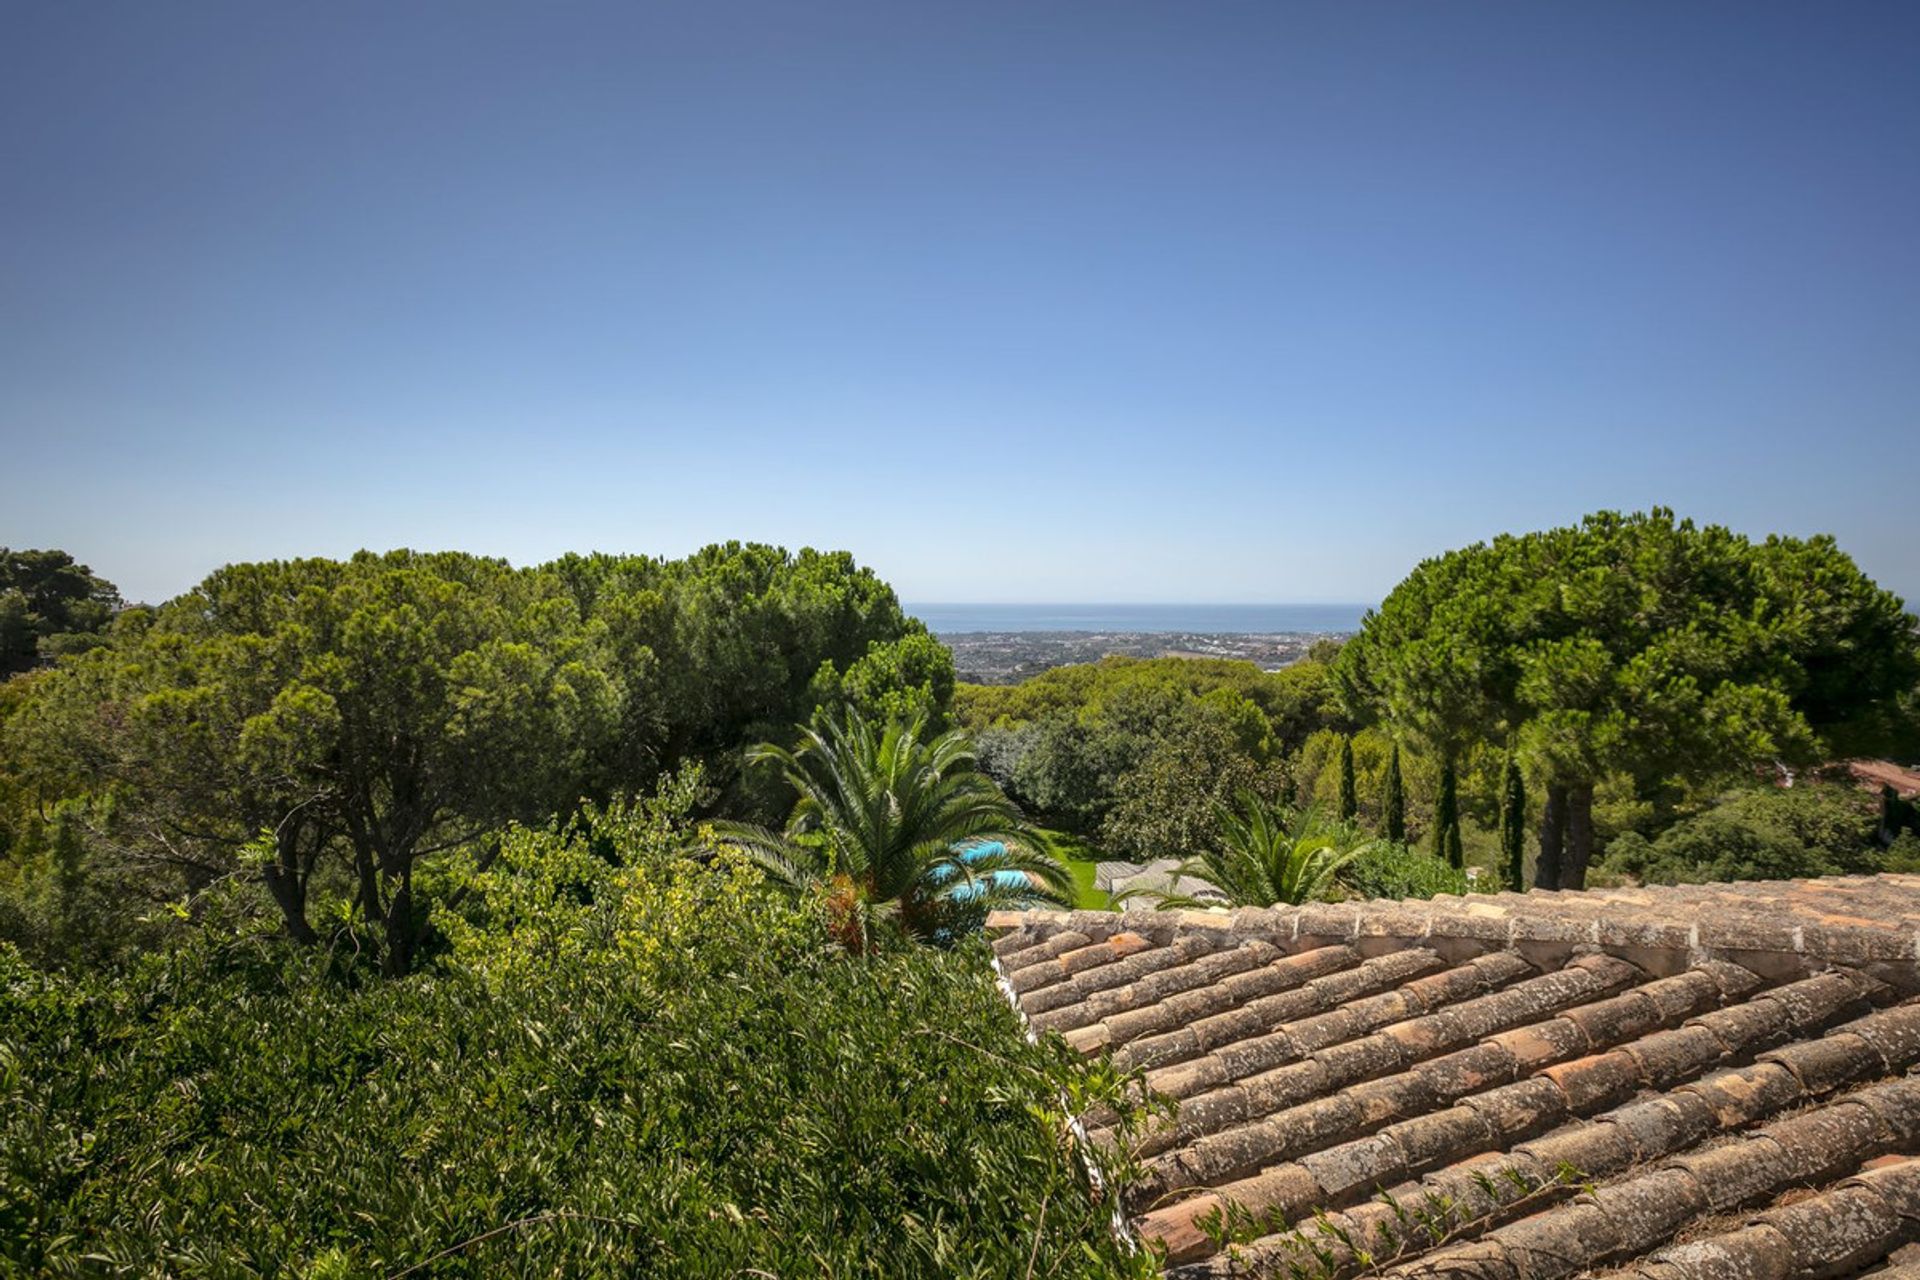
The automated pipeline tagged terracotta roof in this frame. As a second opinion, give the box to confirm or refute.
[988,875,1920,1277]
[1849,759,1920,799]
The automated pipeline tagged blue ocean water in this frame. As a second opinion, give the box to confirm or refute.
[906,602,1367,635]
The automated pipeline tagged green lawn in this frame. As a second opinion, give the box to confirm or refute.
[1039,827,1110,910]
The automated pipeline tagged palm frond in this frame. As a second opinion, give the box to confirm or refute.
[737,706,1071,945]
[708,819,823,893]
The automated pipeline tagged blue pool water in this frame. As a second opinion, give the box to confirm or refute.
[938,840,1033,898]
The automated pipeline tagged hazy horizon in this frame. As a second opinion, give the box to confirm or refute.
[907,601,1370,635]
[4,3,1917,607]
[21,538,1920,617]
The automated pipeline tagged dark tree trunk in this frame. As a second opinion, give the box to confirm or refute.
[1563,784,1595,890]
[1432,759,1461,867]
[351,844,385,961]
[260,817,320,945]
[381,865,414,977]
[262,864,318,944]
[1536,783,1568,889]
[1499,753,1526,891]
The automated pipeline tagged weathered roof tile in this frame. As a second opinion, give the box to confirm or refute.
[1585,1167,1707,1257]
[1539,1050,1643,1111]
[990,875,1920,1277]
[1678,1062,1804,1128]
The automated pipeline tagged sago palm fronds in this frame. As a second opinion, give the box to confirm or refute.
[1138,794,1383,909]
[715,708,1073,946]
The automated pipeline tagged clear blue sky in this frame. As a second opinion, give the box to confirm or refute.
[3,2,1916,608]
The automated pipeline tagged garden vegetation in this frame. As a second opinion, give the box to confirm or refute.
[962,511,1920,900]
[0,512,1915,1273]
[2,783,1160,1278]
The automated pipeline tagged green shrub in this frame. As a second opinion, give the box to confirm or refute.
[0,796,1159,1279]
[1883,830,1920,873]
[1336,843,1469,901]
[1597,784,1881,885]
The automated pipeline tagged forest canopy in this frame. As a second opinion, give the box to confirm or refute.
[1335,509,1918,888]
[0,548,121,676]
[1,514,1916,1277]
[0,544,949,973]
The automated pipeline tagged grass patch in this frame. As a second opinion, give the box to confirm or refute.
[1039,827,1110,910]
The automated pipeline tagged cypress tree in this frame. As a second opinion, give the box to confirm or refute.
[1337,736,1357,824]
[1499,751,1526,890]
[1881,784,1918,844]
[1382,742,1406,843]
[1432,759,1463,869]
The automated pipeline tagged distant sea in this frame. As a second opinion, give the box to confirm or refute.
[907,603,1368,635]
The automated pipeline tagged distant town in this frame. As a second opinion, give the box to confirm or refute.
[938,629,1347,684]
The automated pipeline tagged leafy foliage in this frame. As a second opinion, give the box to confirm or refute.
[811,630,957,730]
[959,657,1317,861]
[1098,696,1289,862]
[958,654,1340,744]
[716,709,1071,947]
[1339,509,1918,887]
[1337,842,1470,902]
[0,788,1161,1279]
[0,548,121,676]
[1597,783,1883,885]
[1,544,936,972]
[1137,795,1383,908]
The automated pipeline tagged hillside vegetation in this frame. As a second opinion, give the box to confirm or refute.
[2,788,1157,1278]
[0,512,1915,1275]
[956,513,1920,897]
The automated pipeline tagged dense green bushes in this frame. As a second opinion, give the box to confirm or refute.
[1596,784,1886,885]
[1338,843,1470,901]
[960,655,1337,861]
[0,544,949,973]
[0,790,1158,1279]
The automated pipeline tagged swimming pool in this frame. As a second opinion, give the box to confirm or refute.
[937,840,1036,898]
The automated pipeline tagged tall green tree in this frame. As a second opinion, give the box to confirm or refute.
[1499,750,1527,890]
[6,543,937,971]
[1432,759,1464,869]
[1336,735,1358,823]
[1339,510,1917,889]
[716,709,1071,948]
[1381,740,1406,842]
[546,544,935,810]
[11,552,626,973]
[1099,696,1285,862]
[0,549,121,675]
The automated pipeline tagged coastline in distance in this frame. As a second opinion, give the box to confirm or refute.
[907,602,1367,635]
[910,604,1367,685]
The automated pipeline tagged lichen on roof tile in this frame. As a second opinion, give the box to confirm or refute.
[991,874,1920,1277]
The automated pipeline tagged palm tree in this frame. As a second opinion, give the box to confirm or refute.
[716,708,1073,949]
[1134,793,1384,909]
